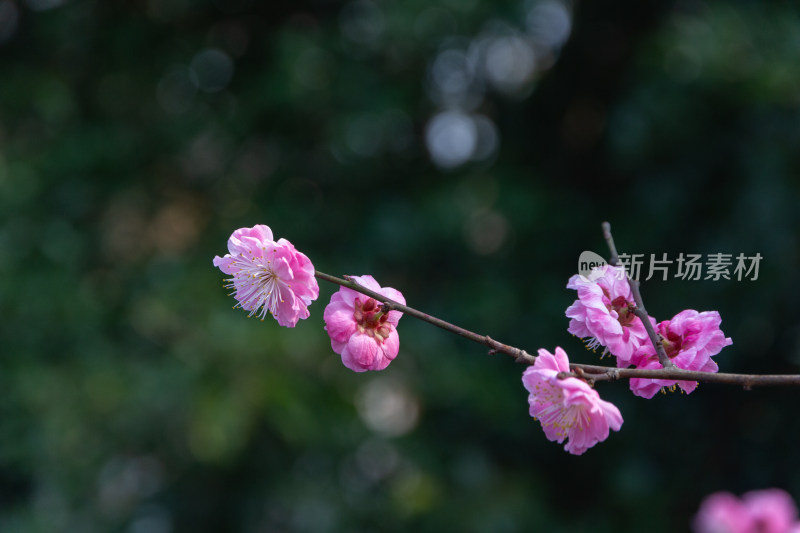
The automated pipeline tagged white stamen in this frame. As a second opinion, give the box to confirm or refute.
[224,254,289,320]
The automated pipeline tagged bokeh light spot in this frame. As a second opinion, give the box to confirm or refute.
[526,0,572,49]
[464,209,509,254]
[425,111,478,169]
[0,0,19,43]
[431,48,475,97]
[483,35,537,94]
[472,114,500,161]
[356,379,419,437]
[24,0,65,11]
[190,48,234,93]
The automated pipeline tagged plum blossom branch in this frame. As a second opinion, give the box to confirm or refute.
[213,222,800,455]
[219,224,800,456]
[602,221,674,369]
[314,263,800,388]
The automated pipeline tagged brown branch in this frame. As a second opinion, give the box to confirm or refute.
[564,364,800,388]
[314,271,536,365]
[601,221,619,266]
[629,279,674,368]
[314,262,800,388]
[602,222,674,369]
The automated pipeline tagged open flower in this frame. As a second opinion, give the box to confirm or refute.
[628,310,732,398]
[693,489,799,533]
[324,275,405,372]
[522,347,623,455]
[213,224,319,327]
[566,265,652,363]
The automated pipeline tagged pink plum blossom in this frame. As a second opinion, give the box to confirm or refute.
[744,490,800,533]
[522,347,623,455]
[694,489,799,533]
[324,275,405,372]
[693,492,750,533]
[213,224,319,327]
[628,310,732,399]
[566,265,652,363]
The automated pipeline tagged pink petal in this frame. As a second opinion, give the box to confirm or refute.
[380,328,400,361]
[273,290,301,327]
[567,318,593,338]
[330,338,347,355]
[534,349,563,372]
[552,347,571,372]
[378,286,406,306]
[598,399,623,432]
[213,255,237,275]
[350,275,381,292]
[324,303,357,343]
[271,255,294,281]
[341,334,380,372]
[228,225,273,255]
[248,224,274,242]
[743,489,798,533]
[336,286,362,308]
[693,492,749,533]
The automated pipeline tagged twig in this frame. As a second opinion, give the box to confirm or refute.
[601,221,619,266]
[602,222,674,369]
[313,259,800,388]
[562,365,800,388]
[314,271,536,365]
[628,279,674,368]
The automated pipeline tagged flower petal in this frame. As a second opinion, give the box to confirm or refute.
[341,334,380,372]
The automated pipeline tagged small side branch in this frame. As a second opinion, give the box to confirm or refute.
[602,221,619,266]
[628,279,674,368]
[602,222,674,369]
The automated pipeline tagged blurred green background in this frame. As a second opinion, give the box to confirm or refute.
[1,0,800,531]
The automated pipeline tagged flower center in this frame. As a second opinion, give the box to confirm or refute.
[225,254,287,321]
[353,297,391,341]
[604,291,635,327]
[659,330,683,358]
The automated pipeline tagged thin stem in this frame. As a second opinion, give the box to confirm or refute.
[563,365,800,388]
[602,222,674,368]
[313,266,800,388]
[628,279,673,368]
[314,271,535,365]
[601,221,619,266]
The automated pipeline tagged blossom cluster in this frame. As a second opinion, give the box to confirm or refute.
[694,489,800,533]
[566,264,732,399]
[214,225,733,456]
[519,263,732,455]
[214,225,405,372]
